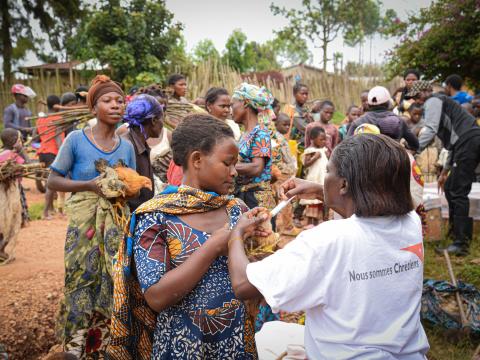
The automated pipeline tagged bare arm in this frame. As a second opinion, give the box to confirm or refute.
[293,116,307,134]
[235,157,265,178]
[47,170,99,194]
[228,210,269,300]
[144,229,230,312]
[303,152,319,168]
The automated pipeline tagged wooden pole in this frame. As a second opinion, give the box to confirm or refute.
[69,66,74,90]
[55,68,60,95]
[443,250,470,330]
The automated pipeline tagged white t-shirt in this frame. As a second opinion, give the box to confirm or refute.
[247,212,429,360]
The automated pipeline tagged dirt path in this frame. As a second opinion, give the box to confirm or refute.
[0,181,66,359]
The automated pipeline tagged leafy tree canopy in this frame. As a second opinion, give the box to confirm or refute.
[385,0,480,87]
[70,0,183,85]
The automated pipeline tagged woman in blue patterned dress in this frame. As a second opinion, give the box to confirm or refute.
[108,114,264,359]
[232,83,277,212]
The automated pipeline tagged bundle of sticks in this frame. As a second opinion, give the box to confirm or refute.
[26,106,93,146]
[164,102,207,129]
[0,161,48,184]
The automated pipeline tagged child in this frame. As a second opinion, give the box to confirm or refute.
[0,129,25,264]
[301,127,328,226]
[283,83,311,147]
[305,100,338,153]
[228,134,429,359]
[404,103,424,136]
[108,115,258,358]
[339,105,361,141]
[273,113,301,236]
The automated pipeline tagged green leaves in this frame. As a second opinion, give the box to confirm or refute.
[69,0,183,85]
[386,0,480,87]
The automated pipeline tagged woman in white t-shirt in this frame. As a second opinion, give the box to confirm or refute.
[228,134,429,360]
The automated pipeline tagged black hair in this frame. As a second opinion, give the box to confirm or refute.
[331,134,413,217]
[138,84,169,106]
[347,104,359,114]
[128,85,140,96]
[205,87,229,107]
[1,128,20,149]
[321,100,334,110]
[60,92,77,106]
[276,112,290,122]
[47,95,61,110]
[293,83,308,95]
[167,74,186,86]
[445,74,463,91]
[408,103,423,112]
[75,86,89,103]
[171,114,234,168]
[310,126,325,140]
[272,98,280,109]
[403,69,421,80]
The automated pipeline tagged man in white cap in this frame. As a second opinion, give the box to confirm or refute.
[346,86,419,150]
[3,84,36,140]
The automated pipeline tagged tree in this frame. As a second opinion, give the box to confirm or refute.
[70,0,183,84]
[164,34,194,79]
[223,29,251,72]
[342,0,381,64]
[385,0,480,87]
[0,0,83,81]
[222,29,310,73]
[193,39,220,64]
[273,30,312,66]
[271,0,354,71]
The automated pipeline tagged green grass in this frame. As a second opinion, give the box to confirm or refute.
[332,111,345,126]
[422,230,480,359]
[28,201,44,220]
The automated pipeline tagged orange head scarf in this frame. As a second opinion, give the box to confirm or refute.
[87,75,124,111]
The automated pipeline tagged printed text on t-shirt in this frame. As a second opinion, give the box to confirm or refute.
[348,259,420,282]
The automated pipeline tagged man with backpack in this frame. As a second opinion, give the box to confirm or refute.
[409,80,480,256]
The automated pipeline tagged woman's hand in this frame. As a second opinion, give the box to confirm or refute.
[209,226,232,256]
[232,208,270,240]
[281,177,324,201]
[87,178,104,197]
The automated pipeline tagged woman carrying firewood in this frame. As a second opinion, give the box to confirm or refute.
[0,129,26,265]
[47,75,136,358]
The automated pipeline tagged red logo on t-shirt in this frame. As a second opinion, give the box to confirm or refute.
[401,243,424,262]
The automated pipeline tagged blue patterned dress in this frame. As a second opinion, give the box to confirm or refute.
[133,204,257,359]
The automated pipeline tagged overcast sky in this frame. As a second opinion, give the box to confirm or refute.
[165,0,433,71]
[22,0,433,71]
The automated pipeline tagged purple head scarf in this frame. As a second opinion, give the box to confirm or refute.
[123,94,164,136]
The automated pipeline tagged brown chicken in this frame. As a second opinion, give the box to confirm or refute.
[114,161,152,198]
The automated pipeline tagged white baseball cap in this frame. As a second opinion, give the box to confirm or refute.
[368,86,391,106]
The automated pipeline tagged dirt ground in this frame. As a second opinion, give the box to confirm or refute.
[0,179,66,359]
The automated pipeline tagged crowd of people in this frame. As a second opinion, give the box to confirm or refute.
[0,69,479,359]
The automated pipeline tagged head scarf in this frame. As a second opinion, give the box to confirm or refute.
[232,83,275,126]
[405,80,433,98]
[123,94,164,136]
[354,123,381,136]
[108,185,242,357]
[87,75,124,110]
